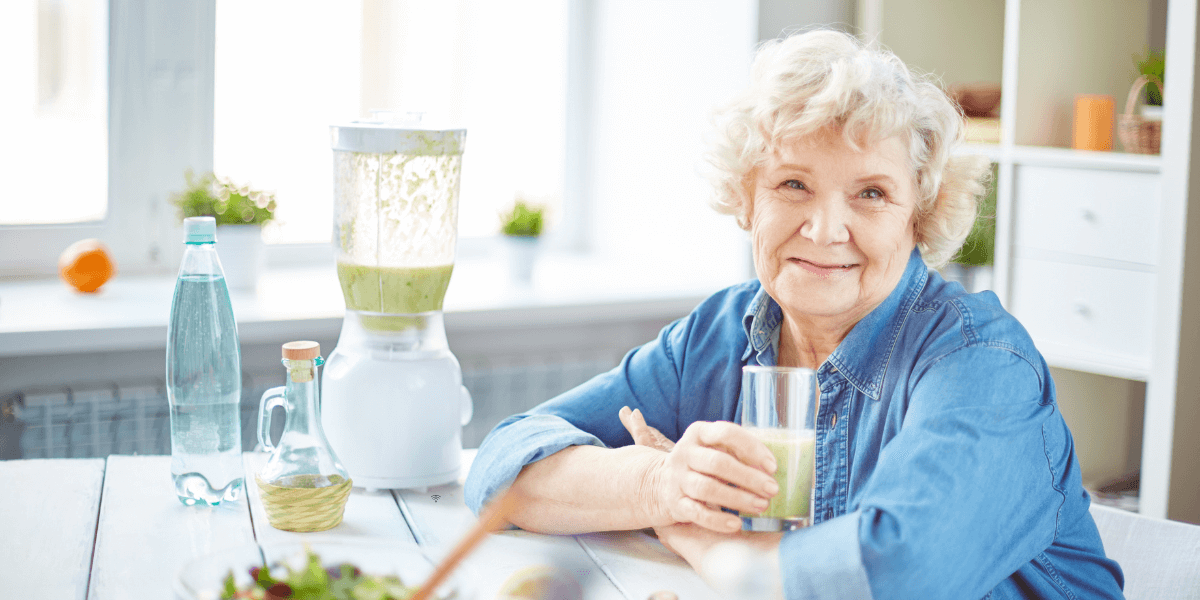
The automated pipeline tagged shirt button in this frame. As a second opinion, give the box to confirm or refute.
[831,413,838,428]
[830,366,838,373]
[824,509,834,521]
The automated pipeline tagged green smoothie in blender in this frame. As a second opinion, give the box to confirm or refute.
[336,263,454,330]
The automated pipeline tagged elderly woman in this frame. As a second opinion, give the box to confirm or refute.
[464,29,1124,599]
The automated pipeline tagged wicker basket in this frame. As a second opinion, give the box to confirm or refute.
[1117,75,1164,154]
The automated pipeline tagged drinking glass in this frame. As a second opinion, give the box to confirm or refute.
[738,365,818,532]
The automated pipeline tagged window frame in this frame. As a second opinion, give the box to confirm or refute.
[0,0,216,279]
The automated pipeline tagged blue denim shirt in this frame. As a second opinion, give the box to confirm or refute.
[465,249,1125,599]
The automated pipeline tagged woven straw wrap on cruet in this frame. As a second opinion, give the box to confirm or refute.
[256,474,353,532]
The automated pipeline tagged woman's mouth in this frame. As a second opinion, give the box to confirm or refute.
[790,257,858,276]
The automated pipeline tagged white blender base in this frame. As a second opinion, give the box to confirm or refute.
[352,466,460,491]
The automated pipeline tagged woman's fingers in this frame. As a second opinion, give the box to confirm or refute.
[636,418,780,531]
[681,448,774,513]
[619,406,676,452]
[690,420,777,474]
[628,406,646,429]
[677,496,742,533]
[632,408,676,451]
[664,422,777,516]
[620,406,653,446]
[619,405,635,434]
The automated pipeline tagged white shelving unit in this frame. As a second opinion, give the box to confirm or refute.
[867,0,1200,523]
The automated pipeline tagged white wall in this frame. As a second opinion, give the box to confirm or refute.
[758,0,855,40]
[1052,367,1145,488]
[1016,0,1150,147]
[586,0,759,286]
[879,0,1004,87]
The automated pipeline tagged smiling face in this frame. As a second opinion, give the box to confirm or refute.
[749,128,919,331]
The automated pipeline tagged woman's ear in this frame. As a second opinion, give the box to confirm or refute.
[911,206,927,248]
[910,178,934,244]
[740,173,757,230]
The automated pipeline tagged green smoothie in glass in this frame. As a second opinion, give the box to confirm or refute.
[739,427,815,523]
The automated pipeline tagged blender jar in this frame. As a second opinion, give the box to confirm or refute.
[331,115,465,330]
[322,115,473,490]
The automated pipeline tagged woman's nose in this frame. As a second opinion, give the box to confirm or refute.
[799,199,850,245]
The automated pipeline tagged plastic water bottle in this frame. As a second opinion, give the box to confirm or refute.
[166,216,244,506]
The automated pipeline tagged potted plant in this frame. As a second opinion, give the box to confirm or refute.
[1134,48,1165,120]
[170,171,277,291]
[946,165,997,293]
[499,199,545,285]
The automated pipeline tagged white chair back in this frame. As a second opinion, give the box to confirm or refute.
[1090,503,1200,599]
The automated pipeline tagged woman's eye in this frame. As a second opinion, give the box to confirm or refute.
[782,180,805,190]
[860,187,884,200]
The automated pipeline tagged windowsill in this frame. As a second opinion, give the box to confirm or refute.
[0,250,747,357]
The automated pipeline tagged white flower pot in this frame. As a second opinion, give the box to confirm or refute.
[967,265,994,294]
[216,224,264,292]
[1140,105,1164,122]
[940,263,994,294]
[502,236,540,285]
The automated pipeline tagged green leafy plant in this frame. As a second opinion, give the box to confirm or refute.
[953,164,998,267]
[170,170,277,227]
[500,200,545,238]
[1134,48,1165,106]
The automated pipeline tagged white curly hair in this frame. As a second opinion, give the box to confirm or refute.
[708,28,991,268]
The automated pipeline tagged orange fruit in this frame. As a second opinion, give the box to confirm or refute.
[59,238,116,293]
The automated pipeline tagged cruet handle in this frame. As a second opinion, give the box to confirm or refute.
[258,386,288,453]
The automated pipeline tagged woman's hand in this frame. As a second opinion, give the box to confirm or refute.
[618,407,780,533]
[618,406,675,452]
[653,522,783,565]
[654,523,785,600]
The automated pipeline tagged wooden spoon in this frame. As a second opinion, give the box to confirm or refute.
[410,487,521,600]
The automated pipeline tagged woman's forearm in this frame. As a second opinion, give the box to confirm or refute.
[505,444,668,534]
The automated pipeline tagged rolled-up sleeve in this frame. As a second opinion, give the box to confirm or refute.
[779,345,1059,599]
[779,510,872,599]
[464,316,690,514]
[463,414,607,515]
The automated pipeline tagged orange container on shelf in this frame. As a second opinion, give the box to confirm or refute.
[1073,94,1115,151]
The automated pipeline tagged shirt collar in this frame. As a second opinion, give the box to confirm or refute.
[741,285,782,363]
[741,247,929,399]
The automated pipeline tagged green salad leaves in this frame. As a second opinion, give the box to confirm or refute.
[220,548,416,600]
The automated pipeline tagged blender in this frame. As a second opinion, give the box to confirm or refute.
[321,114,473,490]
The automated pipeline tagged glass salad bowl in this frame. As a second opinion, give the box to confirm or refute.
[174,539,470,600]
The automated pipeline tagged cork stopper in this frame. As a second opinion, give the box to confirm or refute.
[282,341,320,360]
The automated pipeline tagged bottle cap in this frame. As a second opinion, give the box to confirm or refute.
[183,216,217,244]
[282,341,320,360]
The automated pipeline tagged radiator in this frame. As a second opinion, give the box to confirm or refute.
[0,355,618,461]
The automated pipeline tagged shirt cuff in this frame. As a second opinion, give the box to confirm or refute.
[779,510,873,600]
[463,413,608,515]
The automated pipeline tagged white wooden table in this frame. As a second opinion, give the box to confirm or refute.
[0,451,722,600]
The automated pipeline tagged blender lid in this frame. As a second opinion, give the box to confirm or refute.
[331,112,466,155]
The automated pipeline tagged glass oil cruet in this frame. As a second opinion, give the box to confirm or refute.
[255,341,352,532]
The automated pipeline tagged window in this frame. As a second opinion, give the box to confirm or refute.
[2,1,569,276]
[0,1,215,277]
[1,0,754,285]
[213,0,568,245]
[0,0,107,226]
[212,2,361,245]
